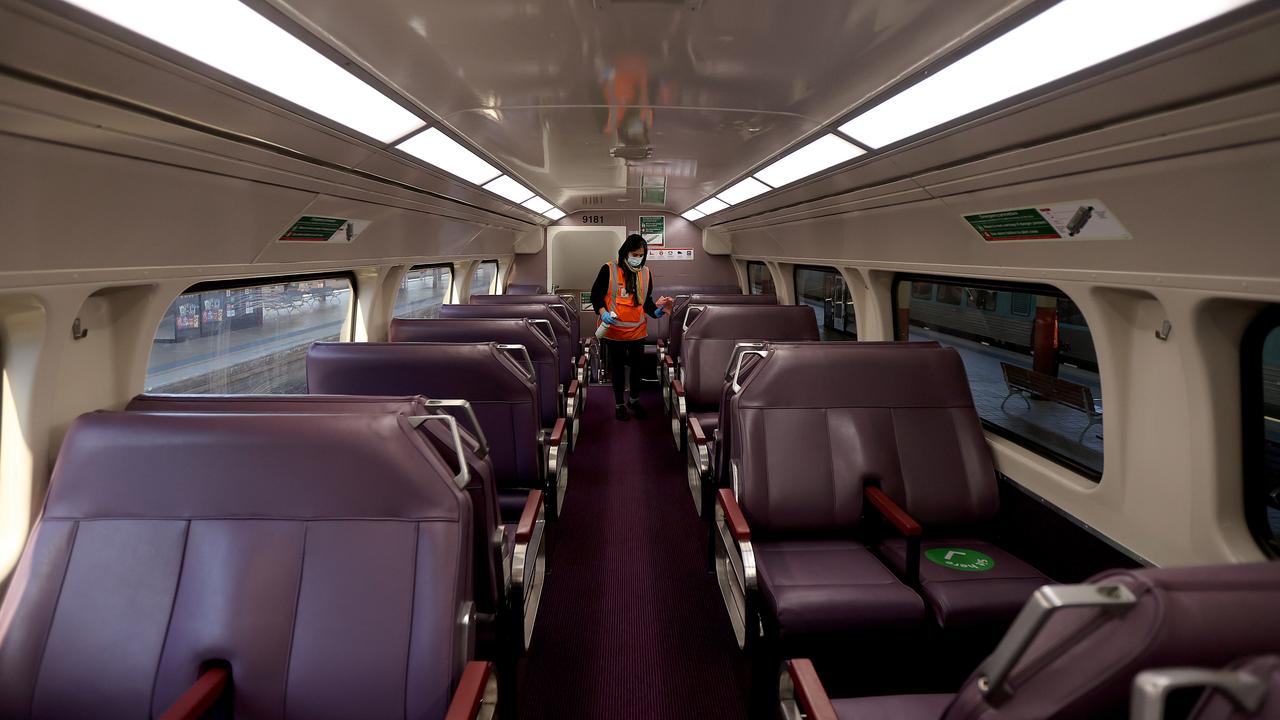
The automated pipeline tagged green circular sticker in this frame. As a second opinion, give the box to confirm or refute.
[925,547,996,573]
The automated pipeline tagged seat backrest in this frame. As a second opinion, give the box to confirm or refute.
[0,411,472,720]
[124,393,502,617]
[1187,655,1280,720]
[307,342,542,488]
[943,563,1280,720]
[681,305,819,410]
[505,283,547,295]
[467,293,580,356]
[727,342,963,536]
[441,303,574,384]
[390,318,560,429]
[668,293,777,358]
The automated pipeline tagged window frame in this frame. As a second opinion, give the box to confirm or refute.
[793,264,856,340]
[746,261,774,296]
[892,273,1103,482]
[395,262,455,315]
[474,259,500,296]
[1241,304,1280,558]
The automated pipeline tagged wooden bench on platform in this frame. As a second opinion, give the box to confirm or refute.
[1000,361,1103,441]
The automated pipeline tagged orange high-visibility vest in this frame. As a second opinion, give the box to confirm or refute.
[600,262,650,341]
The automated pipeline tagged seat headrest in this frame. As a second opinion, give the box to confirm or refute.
[126,393,429,415]
[440,303,569,330]
[735,342,968,409]
[46,412,465,521]
[388,318,555,360]
[307,342,534,401]
[470,294,568,307]
[683,304,819,341]
[505,283,547,295]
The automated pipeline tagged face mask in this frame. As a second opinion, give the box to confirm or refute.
[627,256,643,268]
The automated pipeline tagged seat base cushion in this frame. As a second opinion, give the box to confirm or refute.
[878,538,1049,629]
[755,540,926,642]
[833,693,954,720]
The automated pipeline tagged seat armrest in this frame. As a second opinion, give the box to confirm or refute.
[516,489,543,544]
[688,416,708,446]
[510,490,548,650]
[159,666,230,720]
[566,379,579,398]
[444,661,497,720]
[577,355,588,369]
[865,486,922,588]
[549,418,565,447]
[670,378,685,398]
[718,489,750,542]
[779,659,838,720]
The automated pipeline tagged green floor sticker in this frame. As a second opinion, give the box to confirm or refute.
[925,547,995,573]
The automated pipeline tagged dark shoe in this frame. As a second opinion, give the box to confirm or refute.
[628,399,647,420]
[615,404,630,421]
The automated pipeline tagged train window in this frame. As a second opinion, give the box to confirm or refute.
[472,260,499,296]
[747,261,775,295]
[1244,307,1280,557]
[393,264,453,319]
[895,276,1103,479]
[794,266,856,340]
[145,275,354,394]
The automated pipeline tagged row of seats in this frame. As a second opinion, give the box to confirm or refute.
[685,339,1280,717]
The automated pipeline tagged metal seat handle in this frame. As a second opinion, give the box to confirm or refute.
[424,398,490,459]
[682,304,708,332]
[1131,668,1266,720]
[526,319,557,347]
[409,414,470,489]
[548,302,573,325]
[725,342,767,383]
[496,343,536,381]
[730,349,769,393]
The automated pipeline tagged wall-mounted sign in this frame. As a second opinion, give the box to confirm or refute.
[649,247,693,261]
[639,215,665,245]
[579,214,606,224]
[641,176,667,205]
[279,216,369,243]
[964,199,1130,242]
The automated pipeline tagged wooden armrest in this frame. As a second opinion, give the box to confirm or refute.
[656,338,666,349]
[865,487,921,537]
[159,666,230,720]
[567,379,580,398]
[548,418,565,447]
[663,354,674,368]
[670,378,685,398]
[718,489,750,542]
[689,416,708,445]
[786,659,838,720]
[444,661,494,720]
[577,355,588,367]
[515,489,544,544]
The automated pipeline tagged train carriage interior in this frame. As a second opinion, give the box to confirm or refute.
[1,0,1279,718]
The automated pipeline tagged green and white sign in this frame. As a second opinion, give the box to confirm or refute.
[279,215,369,243]
[925,547,996,573]
[639,215,665,245]
[963,199,1130,242]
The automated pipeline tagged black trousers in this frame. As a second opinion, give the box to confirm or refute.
[605,338,645,405]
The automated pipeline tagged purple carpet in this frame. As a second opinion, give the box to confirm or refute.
[517,388,749,718]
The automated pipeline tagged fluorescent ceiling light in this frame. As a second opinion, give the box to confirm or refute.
[482,175,535,204]
[838,0,1254,148]
[694,197,730,216]
[521,196,554,214]
[753,134,865,188]
[64,0,425,143]
[396,128,501,185]
[716,177,772,206]
[543,208,566,221]
[681,209,706,222]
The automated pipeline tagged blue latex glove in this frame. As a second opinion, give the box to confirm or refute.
[653,307,665,318]
[600,310,618,325]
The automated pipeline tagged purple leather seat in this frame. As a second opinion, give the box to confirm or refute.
[307,342,567,521]
[783,562,1280,720]
[389,318,564,434]
[661,293,776,413]
[123,394,504,624]
[673,305,820,519]
[441,303,579,392]
[505,283,547,295]
[0,411,477,720]
[460,295,591,401]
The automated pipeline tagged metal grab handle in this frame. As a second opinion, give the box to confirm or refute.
[682,304,708,332]
[730,349,769,393]
[424,399,489,460]
[1131,668,1266,720]
[725,342,767,383]
[526,319,557,347]
[977,583,1137,704]
[409,414,470,489]
[547,303,572,326]
[496,343,536,381]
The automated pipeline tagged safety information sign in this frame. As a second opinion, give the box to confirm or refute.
[649,247,694,261]
[964,199,1130,242]
[639,215,665,245]
[279,216,369,243]
[925,547,995,573]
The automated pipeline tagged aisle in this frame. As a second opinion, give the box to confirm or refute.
[517,387,749,719]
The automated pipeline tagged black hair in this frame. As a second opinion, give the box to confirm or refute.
[615,233,648,301]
